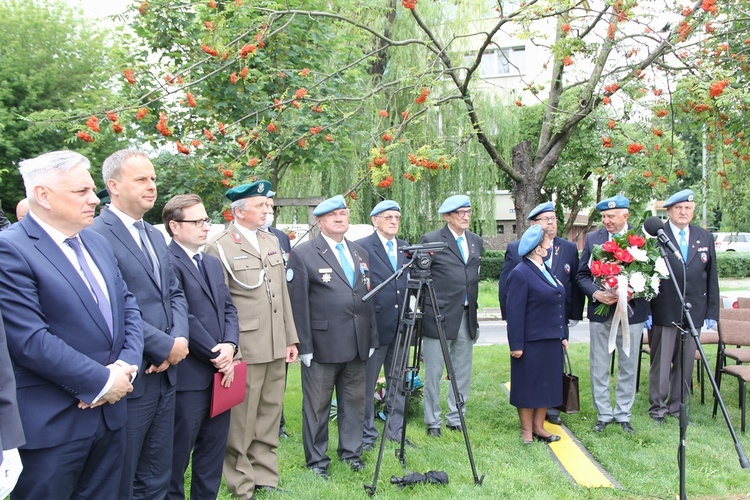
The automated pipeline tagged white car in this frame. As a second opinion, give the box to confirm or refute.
[713,232,750,252]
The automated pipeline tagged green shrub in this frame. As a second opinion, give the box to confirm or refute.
[480,256,503,281]
[716,252,750,278]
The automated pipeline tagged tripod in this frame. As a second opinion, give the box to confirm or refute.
[362,243,484,495]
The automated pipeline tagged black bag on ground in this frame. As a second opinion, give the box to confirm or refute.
[390,470,449,488]
[555,349,580,414]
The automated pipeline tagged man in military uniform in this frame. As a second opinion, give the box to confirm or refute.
[205,181,299,499]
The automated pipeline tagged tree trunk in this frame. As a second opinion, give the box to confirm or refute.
[510,140,544,235]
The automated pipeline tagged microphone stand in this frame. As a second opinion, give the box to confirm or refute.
[655,242,749,500]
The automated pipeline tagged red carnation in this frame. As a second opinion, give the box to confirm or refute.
[601,239,621,253]
[627,234,645,247]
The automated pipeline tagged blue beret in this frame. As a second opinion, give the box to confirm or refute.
[313,195,347,216]
[595,195,630,212]
[370,200,400,217]
[438,195,471,214]
[266,190,276,198]
[663,189,695,208]
[518,225,545,257]
[527,202,554,221]
[225,180,272,202]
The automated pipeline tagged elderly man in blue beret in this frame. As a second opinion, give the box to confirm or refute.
[418,194,483,437]
[205,181,299,498]
[355,200,411,449]
[648,189,718,423]
[576,195,650,435]
[286,195,378,479]
[499,202,584,426]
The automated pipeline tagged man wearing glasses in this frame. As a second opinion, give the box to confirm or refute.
[355,200,410,449]
[499,202,584,425]
[205,181,299,498]
[418,195,483,437]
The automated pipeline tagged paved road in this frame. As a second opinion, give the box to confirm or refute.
[476,319,591,346]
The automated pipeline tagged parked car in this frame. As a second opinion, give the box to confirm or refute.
[714,232,750,252]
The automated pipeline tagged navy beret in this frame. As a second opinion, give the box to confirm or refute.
[595,195,630,212]
[663,189,695,208]
[518,224,545,257]
[225,180,272,202]
[527,202,554,221]
[438,195,471,214]
[313,195,347,216]
[370,200,400,217]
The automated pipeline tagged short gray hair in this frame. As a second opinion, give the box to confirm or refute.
[18,151,90,197]
[102,149,150,184]
[230,198,247,216]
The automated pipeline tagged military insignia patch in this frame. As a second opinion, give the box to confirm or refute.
[286,268,294,282]
[322,273,332,283]
[564,263,571,274]
[701,253,708,263]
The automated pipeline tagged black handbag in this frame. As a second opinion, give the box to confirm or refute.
[555,349,580,414]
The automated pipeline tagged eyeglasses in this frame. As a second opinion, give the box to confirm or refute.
[175,218,212,228]
[378,215,402,222]
[534,216,556,223]
[454,209,473,218]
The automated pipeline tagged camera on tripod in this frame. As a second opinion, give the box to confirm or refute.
[401,242,446,272]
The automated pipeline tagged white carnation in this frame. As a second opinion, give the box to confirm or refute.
[651,274,661,292]
[629,272,647,293]
[628,246,648,262]
[655,256,670,277]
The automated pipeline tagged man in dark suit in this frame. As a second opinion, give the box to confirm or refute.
[499,202,584,425]
[355,200,410,449]
[0,311,24,497]
[418,195,483,437]
[91,148,189,499]
[287,195,378,479]
[649,189,719,423]
[0,150,142,498]
[163,194,239,499]
[576,195,649,435]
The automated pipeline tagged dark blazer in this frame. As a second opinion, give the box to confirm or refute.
[500,236,584,323]
[576,226,649,324]
[268,226,291,254]
[418,225,483,341]
[651,224,719,327]
[168,242,239,391]
[0,217,143,449]
[91,207,189,395]
[506,259,567,351]
[287,234,378,363]
[354,232,409,346]
[0,312,24,460]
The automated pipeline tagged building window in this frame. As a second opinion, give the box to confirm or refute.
[512,224,517,234]
[480,46,526,77]
[497,224,505,235]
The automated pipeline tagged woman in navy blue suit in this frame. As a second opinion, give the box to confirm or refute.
[506,225,568,444]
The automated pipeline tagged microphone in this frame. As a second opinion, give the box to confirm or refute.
[643,216,683,262]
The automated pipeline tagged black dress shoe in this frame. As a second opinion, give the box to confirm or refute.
[310,466,328,480]
[593,420,610,433]
[532,433,561,443]
[651,416,664,425]
[278,427,289,439]
[619,421,635,434]
[345,458,366,472]
[361,442,374,452]
[426,427,441,437]
[255,485,288,494]
[447,424,462,431]
[546,414,563,425]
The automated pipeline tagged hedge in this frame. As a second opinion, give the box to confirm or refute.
[478,250,750,281]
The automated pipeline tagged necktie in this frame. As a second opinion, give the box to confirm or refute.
[193,253,210,287]
[134,220,161,288]
[65,237,113,337]
[541,266,557,286]
[386,240,397,271]
[456,236,466,263]
[679,229,688,261]
[336,243,356,287]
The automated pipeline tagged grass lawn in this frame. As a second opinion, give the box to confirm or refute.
[207,342,750,499]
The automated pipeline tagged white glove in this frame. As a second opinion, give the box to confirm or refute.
[300,353,313,367]
[567,320,579,328]
[369,348,375,358]
[0,448,23,499]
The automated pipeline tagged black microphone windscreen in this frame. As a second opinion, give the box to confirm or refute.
[643,216,664,237]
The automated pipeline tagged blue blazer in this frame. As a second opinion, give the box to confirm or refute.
[0,312,24,458]
[500,236,584,324]
[576,227,650,324]
[91,207,189,395]
[168,242,239,391]
[505,259,567,351]
[0,217,143,449]
[354,232,409,346]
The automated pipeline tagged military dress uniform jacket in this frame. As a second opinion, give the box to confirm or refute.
[418,225,483,341]
[205,224,298,364]
[286,234,378,363]
[650,224,719,327]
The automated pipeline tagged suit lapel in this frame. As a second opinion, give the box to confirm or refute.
[369,233,393,271]
[316,235,349,287]
[686,226,702,266]
[170,242,215,308]
[526,259,559,290]
[102,209,159,287]
[442,226,465,265]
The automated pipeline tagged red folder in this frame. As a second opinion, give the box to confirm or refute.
[210,361,247,418]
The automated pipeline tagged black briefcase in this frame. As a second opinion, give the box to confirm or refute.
[555,349,580,414]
